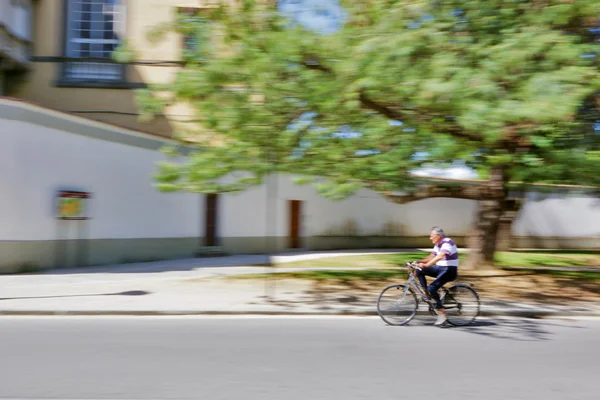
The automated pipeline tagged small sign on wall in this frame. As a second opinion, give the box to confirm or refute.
[56,190,91,220]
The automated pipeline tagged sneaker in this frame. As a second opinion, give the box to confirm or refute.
[434,312,448,326]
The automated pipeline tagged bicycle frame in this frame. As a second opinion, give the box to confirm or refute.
[402,263,462,312]
[377,262,480,326]
[405,269,427,299]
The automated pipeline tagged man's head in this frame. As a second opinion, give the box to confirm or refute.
[429,226,446,245]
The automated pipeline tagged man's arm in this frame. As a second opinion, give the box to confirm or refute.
[418,253,445,269]
[418,254,435,264]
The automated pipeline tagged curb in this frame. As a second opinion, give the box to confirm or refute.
[0,309,598,318]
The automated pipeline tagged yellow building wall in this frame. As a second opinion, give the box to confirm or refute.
[12,0,226,137]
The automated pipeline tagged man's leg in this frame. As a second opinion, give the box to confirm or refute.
[416,268,437,298]
[427,266,457,326]
[427,266,457,309]
[415,269,428,295]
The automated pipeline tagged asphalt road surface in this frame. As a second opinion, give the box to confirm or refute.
[0,316,598,400]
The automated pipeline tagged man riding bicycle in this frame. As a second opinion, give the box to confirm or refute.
[416,226,459,326]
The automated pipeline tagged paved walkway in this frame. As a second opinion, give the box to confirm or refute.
[1,250,599,318]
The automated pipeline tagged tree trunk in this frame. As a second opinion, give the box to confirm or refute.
[496,198,521,252]
[379,166,513,269]
[464,166,509,269]
[465,199,505,268]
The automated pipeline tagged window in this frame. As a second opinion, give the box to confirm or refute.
[178,7,204,61]
[63,0,125,82]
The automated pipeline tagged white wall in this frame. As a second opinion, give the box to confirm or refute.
[513,192,600,238]
[400,198,478,236]
[295,183,477,238]
[221,182,270,238]
[0,119,200,241]
[220,173,600,244]
[0,118,22,240]
[2,100,598,254]
[218,174,478,240]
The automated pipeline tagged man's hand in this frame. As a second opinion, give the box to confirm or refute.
[417,262,426,270]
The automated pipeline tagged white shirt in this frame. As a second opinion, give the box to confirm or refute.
[432,237,459,267]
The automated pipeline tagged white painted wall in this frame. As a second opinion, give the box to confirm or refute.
[400,198,478,236]
[221,173,599,242]
[513,192,600,238]
[1,100,598,252]
[0,119,200,241]
[221,182,270,238]
[218,174,478,239]
[0,119,22,240]
[292,180,478,238]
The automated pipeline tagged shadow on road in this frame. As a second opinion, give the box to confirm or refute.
[0,290,151,301]
[445,317,586,341]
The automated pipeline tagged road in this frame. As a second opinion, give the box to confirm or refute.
[0,316,598,400]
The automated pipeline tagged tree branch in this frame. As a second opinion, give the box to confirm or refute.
[378,182,484,204]
[357,90,403,120]
[302,59,333,73]
[301,58,483,142]
[358,91,483,141]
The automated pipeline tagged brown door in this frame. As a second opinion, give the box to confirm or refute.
[288,200,302,249]
[204,194,218,246]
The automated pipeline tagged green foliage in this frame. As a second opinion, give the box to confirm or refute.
[111,40,137,63]
[138,0,600,195]
[135,89,171,122]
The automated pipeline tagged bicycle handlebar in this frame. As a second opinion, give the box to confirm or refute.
[405,261,422,271]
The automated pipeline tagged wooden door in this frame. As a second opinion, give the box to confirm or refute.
[288,200,302,249]
[204,194,218,246]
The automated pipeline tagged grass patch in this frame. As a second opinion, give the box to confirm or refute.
[231,266,600,282]
[494,251,599,268]
[502,249,600,255]
[276,251,599,269]
[502,268,600,280]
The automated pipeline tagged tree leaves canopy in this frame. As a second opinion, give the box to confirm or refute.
[138,0,600,198]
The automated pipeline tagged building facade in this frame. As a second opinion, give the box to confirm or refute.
[8,0,226,137]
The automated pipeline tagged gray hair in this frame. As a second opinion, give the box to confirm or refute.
[431,226,446,237]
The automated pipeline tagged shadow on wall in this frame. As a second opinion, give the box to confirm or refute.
[318,219,360,236]
[317,220,407,237]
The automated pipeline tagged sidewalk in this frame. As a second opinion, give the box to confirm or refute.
[1,250,599,318]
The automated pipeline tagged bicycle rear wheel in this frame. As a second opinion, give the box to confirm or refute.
[376,284,418,326]
[442,284,480,326]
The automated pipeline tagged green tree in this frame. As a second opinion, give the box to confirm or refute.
[137,0,600,267]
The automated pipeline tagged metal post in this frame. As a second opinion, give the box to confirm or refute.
[264,171,278,299]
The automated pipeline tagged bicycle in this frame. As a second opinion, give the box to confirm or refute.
[376,261,480,326]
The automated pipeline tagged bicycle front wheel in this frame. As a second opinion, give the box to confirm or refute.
[442,284,480,326]
[376,284,418,326]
